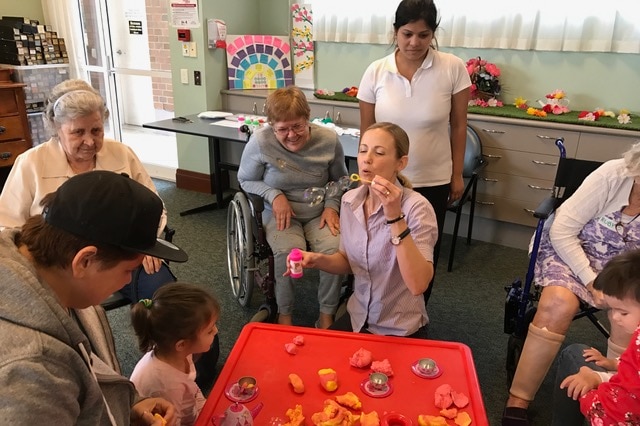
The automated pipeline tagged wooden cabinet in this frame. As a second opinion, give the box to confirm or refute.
[469,116,640,227]
[0,81,31,170]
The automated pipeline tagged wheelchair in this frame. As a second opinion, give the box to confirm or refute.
[226,190,278,322]
[503,138,610,386]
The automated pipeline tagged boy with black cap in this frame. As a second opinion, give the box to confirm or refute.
[0,171,188,425]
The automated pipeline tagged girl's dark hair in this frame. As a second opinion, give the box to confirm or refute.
[593,249,640,303]
[393,0,440,49]
[131,282,220,354]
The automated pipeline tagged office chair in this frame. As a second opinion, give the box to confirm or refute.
[445,126,486,272]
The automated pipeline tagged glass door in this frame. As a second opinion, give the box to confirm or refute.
[76,0,178,180]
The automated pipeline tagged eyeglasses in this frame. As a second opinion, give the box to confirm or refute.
[272,122,308,137]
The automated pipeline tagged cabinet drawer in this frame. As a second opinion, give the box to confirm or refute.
[478,171,553,203]
[472,193,539,227]
[223,94,268,115]
[483,147,561,180]
[0,139,30,167]
[576,132,639,162]
[0,90,20,115]
[0,115,29,142]
[471,121,579,156]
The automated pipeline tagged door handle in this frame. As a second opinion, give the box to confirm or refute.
[0,126,5,134]
[481,128,506,134]
[0,152,12,160]
[116,49,123,55]
[531,160,557,166]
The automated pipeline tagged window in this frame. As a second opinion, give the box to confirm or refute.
[307,0,640,53]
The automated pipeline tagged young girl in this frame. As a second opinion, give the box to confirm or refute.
[558,249,640,424]
[130,283,220,426]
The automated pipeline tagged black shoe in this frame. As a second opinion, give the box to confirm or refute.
[502,407,529,426]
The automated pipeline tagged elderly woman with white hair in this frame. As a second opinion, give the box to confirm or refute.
[0,79,174,299]
[503,142,640,425]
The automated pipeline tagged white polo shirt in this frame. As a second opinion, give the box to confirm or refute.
[358,49,471,187]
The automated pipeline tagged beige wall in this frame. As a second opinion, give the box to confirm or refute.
[0,1,45,24]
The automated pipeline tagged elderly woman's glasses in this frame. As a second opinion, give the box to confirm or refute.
[272,122,308,137]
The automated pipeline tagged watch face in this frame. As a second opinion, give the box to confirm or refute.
[391,235,401,245]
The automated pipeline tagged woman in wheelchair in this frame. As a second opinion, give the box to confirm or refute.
[237,86,348,329]
[503,143,640,425]
[286,122,437,338]
[0,79,176,301]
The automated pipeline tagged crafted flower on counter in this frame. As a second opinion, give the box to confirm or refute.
[318,368,339,392]
[537,89,570,115]
[342,86,358,97]
[466,56,501,102]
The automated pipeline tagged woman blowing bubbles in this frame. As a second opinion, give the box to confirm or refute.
[287,123,438,338]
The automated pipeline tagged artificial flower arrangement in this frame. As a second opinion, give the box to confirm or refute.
[517,89,571,117]
[578,108,632,124]
[313,87,359,103]
[466,57,502,107]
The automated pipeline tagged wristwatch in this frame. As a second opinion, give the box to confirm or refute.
[390,227,411,245]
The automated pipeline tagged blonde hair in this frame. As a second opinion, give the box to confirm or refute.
[43,79,109,138]
[363,122,413,188]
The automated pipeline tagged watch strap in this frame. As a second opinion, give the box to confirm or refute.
[392,227,411,244]
[386,213,405,224]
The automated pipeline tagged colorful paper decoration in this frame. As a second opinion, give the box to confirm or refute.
[225,35,293,89]
[291,3,314,89]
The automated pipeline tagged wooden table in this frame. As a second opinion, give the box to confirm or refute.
[196,323,488,426]
[143,114,359,216]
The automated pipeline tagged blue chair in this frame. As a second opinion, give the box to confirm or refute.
[445,126,486,272]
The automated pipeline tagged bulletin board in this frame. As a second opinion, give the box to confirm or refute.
[225,35,293,89]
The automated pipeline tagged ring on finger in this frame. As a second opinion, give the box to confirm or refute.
[385,190,390,196]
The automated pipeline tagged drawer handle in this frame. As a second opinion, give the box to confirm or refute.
[531,160,557,166]
[0,152,12,160]
[480,177,498,182]
[524,208,536,214]
[262,103,266,114]
[0,126,5,134]
[527,184,552,191]
[335,111,341,124]
[252,102,258,114]
[483,154,502,159]
[481,128,506,134]
[476,200,495,206]
[536,135,556,140]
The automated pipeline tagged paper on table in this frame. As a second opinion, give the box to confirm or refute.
[210,120,240,128]
[198,111,234,119]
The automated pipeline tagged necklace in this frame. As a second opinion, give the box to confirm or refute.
[615,212,640,243]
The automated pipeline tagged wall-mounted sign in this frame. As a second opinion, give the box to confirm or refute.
[170,0,200,28]
[129,20,143,35]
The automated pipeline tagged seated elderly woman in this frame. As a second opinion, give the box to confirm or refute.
[503,143,640,426]
[237,86,348,329]
[288,122,438,338]
[0,79,174,301]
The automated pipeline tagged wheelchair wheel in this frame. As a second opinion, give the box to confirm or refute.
[226,192,255,307]
[506,307,537,388]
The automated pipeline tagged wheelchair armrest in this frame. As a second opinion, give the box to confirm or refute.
[471,158,488,176]
[245,192,265,214]
[533,197,558,219]
[162,225,176,243]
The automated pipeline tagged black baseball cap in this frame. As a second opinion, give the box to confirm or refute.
[43,171,188,263]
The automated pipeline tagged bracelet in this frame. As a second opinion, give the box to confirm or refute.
[386,213,405,224]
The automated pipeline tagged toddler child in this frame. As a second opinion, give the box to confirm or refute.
[130,282,220,426]
[557,249,640,425]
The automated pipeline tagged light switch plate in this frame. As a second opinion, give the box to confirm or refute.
[181,42,189,57]
[180,68,189,84]
[188,42,197,57]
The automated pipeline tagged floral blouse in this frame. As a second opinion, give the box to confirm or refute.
[580,326,640,425]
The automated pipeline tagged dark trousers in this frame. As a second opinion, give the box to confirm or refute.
[330,311,429,339]
[552,343,607,426]
[414,184,450,305]
[118,263,176,301]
